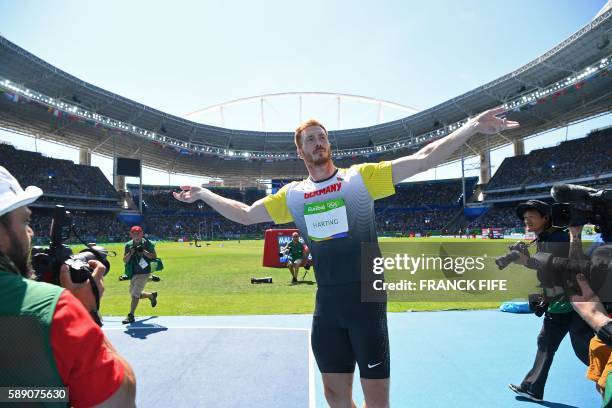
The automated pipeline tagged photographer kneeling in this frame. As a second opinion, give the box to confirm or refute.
[0,166,136,407]
[508,200,593,402]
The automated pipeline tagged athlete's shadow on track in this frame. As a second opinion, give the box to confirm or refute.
[123,316,168,339]
[514,397,581,408]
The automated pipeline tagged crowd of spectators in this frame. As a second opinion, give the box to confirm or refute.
[130,186,283,238]
[486,127,612,190]
[467,207,523,230]
[142,214,277,239]
[0,143,118,198]
[377,209,458,234]
[378,177,477,209]
[30,210,128,245]
[127,184,249,213]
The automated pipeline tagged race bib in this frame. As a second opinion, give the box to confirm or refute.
[138,257,149,270]
[304,198,349,241]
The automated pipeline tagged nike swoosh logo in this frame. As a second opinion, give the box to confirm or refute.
[367,362,382,369]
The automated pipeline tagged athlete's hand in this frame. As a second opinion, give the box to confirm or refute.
[469,106,520,135]
[173,185,204,203]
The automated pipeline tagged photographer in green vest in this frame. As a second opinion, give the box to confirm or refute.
[122,225,158,324]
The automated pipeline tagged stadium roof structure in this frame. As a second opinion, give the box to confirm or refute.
[0,8,611,181]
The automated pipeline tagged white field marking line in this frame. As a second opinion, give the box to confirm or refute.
[103,325,309,331]
[308,328,315,408]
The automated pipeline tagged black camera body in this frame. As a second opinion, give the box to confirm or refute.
[31,205,110,285]
[495,241,530,270]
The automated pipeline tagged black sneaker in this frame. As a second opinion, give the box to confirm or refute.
[122,313,135,324]
[291,277,298,284]
[150,292,158,308]
[508,384,542,402]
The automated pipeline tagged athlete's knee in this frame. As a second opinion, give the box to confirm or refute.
[323,383,352,405]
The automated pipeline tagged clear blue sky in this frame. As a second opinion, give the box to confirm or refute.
[0,0,609,186]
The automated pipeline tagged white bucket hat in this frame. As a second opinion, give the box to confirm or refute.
[0,165,43,217]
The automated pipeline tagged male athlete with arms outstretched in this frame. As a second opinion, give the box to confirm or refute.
[174,107,518,407]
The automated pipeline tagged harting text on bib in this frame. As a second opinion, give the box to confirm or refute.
[304,198,349,241]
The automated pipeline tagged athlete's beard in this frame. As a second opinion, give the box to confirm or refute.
[5,227,33,278]
[303,146,332,166]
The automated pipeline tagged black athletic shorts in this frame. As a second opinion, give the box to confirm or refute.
[311,282,390,379]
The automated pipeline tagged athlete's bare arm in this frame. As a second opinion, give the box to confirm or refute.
[173,186,272,225]
[390,106,519,184]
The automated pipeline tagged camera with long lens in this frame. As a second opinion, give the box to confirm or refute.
[30,205,113,326]
[495,241,530,270]
[532,245,612,300]
[529,184,612,300]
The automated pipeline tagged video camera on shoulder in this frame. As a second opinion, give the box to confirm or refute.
[31,205,113,285]
[549,184,612,238]
[531,184,612,300]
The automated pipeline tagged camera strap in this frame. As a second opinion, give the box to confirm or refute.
[70,225,116,267]
[84,269,103,326]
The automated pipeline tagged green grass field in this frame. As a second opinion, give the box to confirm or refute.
[97,237,541,316]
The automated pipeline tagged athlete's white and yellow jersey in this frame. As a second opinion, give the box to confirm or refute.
[263,162,395,286]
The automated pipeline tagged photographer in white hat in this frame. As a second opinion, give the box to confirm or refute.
[0,165,136,407]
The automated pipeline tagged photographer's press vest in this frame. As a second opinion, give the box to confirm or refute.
[0,263,66,405]
[125,238,157,279]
